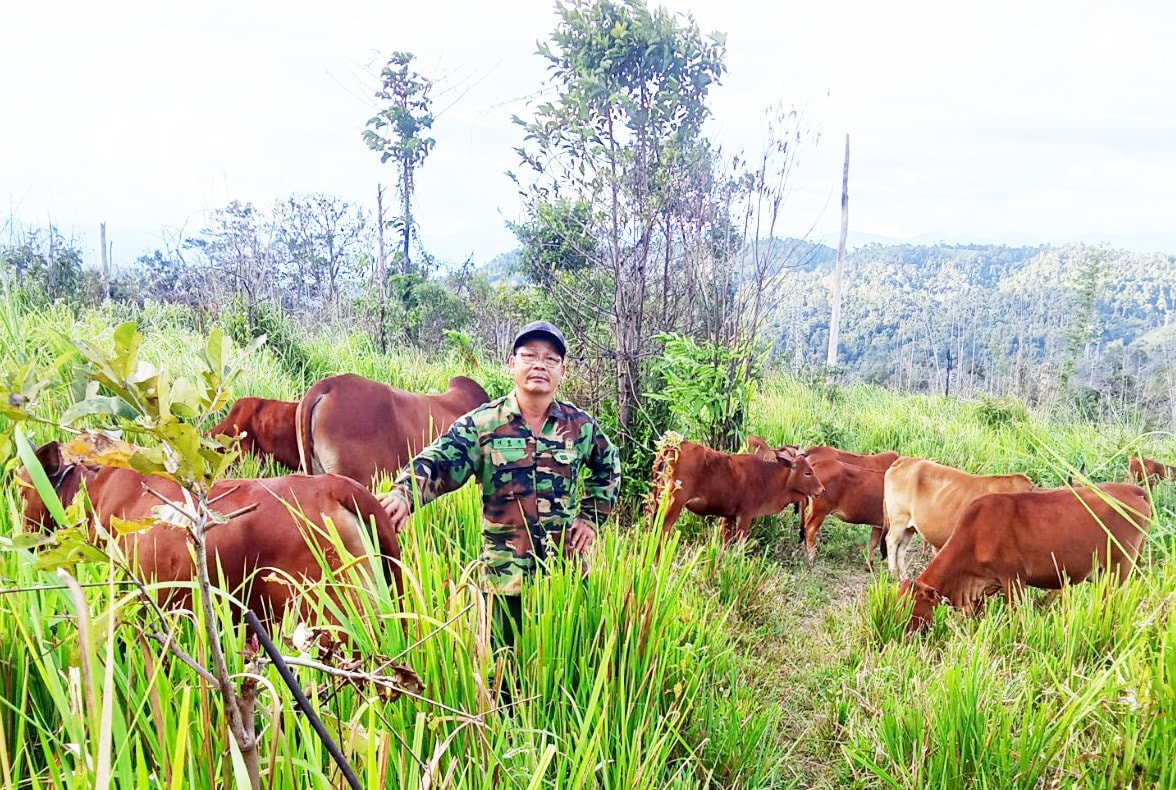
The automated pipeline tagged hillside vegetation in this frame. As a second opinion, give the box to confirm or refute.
[767,242,1176,427]
[1,298,1174,788]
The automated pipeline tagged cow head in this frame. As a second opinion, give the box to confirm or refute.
[898,578,943,633]
[16,441,74,531]
[747,436,825,500]
[789,452,825,499]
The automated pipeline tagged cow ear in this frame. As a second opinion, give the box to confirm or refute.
[34,441,64,477]
[746,437,775,461]
[774,451,796,467]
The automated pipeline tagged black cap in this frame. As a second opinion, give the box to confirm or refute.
[511,320,567,358]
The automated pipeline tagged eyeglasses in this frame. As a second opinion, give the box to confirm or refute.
[515,350,564,368]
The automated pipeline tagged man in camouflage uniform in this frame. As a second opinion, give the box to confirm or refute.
[380,321,621,646]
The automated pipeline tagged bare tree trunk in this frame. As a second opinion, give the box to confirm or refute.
[188,499,259,790]
[401,163,412,277]
[826,134,850,367]
[376,185,388,353]
[99,222,110,301]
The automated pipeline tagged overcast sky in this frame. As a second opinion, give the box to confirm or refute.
[2,0,1173,268]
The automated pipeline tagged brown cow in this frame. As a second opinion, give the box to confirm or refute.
[19,441,402,626]
[296,374,490,486]
[900,483,1151,632]
[649,437,826,544]
[801,457,891,565]
[883,457,1036,577]
[1127,456,1176,486]
[208,397,300,470]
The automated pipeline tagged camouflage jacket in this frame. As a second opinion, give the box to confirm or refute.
[390,391,621,594]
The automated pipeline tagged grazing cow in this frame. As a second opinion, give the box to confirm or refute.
[900,483,1151,632]
[296,374,490,486]
[19,441,402,626]
[208,397,300,470]
[801,457,891,565]
[1128,456,1176,486]
[649,437,826,544]
[883,457,1036,577]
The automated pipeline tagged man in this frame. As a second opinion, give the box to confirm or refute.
[379,321,621,648]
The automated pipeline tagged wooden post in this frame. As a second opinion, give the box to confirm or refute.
[827,134,850,368]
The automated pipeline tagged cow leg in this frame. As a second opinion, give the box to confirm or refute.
[657,494,688,539]
[892,527,916,578]
[721,517,738,545]
[866,526,883,571]
[797,500,807,547]
[803,500,828,564]
[737,514,753,542]
[884,526,903,575]
[722,515,752,545]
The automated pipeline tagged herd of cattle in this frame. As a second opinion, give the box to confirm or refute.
[15,370,1176,634]
[650,437,1167,630]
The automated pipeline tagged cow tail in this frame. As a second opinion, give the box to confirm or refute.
[295,393,322,475]
[647,431,684,527]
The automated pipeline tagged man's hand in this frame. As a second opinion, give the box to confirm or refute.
[566,518,597,555]
[378,491,411,533]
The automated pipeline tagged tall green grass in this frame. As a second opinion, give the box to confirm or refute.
[2,296,1175,788]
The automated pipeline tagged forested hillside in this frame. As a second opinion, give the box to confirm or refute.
[766,242,1176,428]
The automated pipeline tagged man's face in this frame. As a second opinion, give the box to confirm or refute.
[508,339,565,398]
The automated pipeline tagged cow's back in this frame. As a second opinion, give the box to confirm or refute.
[86,469,399,620]
[298,374,488,485]
[806,446,898,472]
[885,457,1035,548]
[946,483,1151,588]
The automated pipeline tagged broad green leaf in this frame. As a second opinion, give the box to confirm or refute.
[33,527,109,572]
[204,329,226,376]
[126,360,160,385]
[60,396,139,425]
[2,533,47,551]
[111,322,142,380]
[128,446,170,478]
[169,377,202,419]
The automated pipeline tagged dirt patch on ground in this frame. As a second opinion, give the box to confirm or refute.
[734,543,878,787]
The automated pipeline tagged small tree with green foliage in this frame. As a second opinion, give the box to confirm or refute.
[4,324,267,787]
[363,51,435,280]
[513,0,726,442]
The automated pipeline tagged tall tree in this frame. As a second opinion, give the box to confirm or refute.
[514,0,726,439]
[363,52,435,279]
